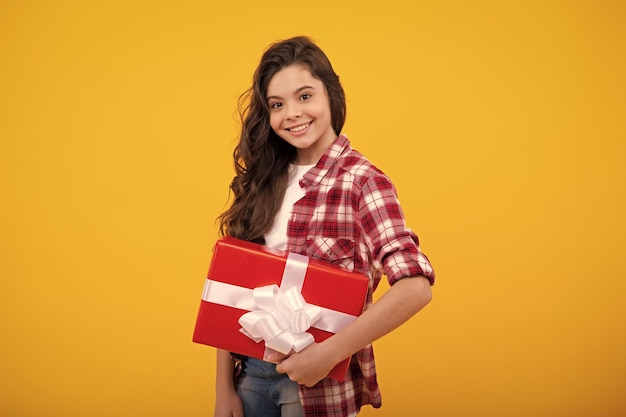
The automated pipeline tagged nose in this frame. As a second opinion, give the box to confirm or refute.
[285,102,302,120]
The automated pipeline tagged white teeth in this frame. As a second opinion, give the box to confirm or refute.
[289,123,309,132]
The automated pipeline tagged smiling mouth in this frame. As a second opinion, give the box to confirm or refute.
[287,122,310,132]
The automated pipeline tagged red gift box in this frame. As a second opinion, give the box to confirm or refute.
[192,236,369,381]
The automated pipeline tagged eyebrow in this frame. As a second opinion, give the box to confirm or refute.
[266,85,315,101]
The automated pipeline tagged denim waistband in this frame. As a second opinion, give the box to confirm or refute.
[242,356,284,379]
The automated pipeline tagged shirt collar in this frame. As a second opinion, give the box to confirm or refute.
[300,135,351,188]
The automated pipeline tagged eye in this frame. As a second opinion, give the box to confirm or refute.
[269,102,282,109]
[300,93,312,101]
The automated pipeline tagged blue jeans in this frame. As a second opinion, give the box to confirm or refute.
[236,357,303,417]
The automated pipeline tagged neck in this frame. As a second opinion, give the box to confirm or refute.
[294,134,338,165]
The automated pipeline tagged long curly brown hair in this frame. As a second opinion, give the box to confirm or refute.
[218,36,346,242]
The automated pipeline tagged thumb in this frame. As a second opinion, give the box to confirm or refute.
[275,360,285,374]
[275,355,292,374]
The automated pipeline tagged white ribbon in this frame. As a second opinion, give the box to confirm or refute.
[201,252,358,357]
[238,252,320,355]
[238,285,322,354]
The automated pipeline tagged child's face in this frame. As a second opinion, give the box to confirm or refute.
[266,64,337,165]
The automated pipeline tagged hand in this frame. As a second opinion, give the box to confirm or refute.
[214,388,244,417]
[275,342,336,387]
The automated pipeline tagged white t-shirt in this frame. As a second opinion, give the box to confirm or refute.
[264,164,314,250]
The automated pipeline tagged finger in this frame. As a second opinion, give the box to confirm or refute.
[265,351,287,363]
[275,360,287,374]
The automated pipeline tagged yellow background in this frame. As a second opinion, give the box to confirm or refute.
[1,1,624,416]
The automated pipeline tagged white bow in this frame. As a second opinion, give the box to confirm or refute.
[238,284,322,355]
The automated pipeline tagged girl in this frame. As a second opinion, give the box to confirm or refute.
[214,36,435,417]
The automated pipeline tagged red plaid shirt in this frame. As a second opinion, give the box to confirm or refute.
[286,135,435,416]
